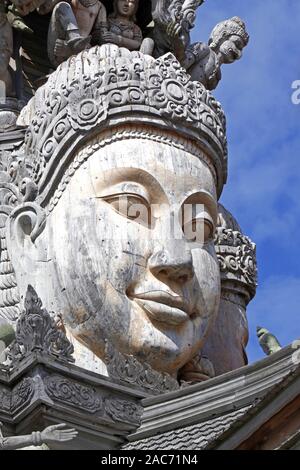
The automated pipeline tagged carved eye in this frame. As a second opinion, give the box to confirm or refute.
[181,203,215,244]
[183,217,214,243]
[102,193,152,227]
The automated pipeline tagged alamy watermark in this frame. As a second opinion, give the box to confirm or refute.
[291,80,300,105]
[97,198,214,244]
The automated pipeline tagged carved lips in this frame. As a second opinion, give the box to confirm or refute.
[131,290,193,326]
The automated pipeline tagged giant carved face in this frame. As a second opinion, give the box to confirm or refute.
[17,128,221,376]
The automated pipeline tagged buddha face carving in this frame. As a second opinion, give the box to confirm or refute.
[9,130,221,376]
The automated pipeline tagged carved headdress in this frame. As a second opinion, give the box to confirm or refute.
[19,44,227,207]
[209,16,249,51]
[0,44,228,324]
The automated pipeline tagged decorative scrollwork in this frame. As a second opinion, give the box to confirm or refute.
[19,45,227,203]
[105,399,142,424]
[215,227,257,291]
[10,377,34,413]
[44,375,103,413]
[105,342,179,395]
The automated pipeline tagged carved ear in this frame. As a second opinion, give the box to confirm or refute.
[9,203,46,246]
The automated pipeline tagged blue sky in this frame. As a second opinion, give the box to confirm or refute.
[192,0,300,362]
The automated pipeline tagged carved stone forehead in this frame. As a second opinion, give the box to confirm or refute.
[19,44,227,205]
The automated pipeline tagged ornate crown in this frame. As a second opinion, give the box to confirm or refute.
[209,17,249,51]
[19,44,228,204]
[215,204,257,298]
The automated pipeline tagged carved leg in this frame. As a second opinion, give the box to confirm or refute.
[47,2,91,67]
[139,38,155,56]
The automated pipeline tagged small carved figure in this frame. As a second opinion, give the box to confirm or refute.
[102,0,143,51]
[184,17,249,90]
[0,422,78,450]
[257,326,282,356]
[0,3,14,98]
[40,0,108,67]
[150,0,204,60]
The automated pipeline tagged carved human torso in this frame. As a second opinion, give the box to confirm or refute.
[108,16,142,41]
[71,0,104,36]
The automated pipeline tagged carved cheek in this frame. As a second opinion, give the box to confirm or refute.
[191,245,221,319]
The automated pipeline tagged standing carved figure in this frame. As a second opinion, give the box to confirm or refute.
[184,17,249,90]
[150,0,203,60]
[40,0,108,67]
[102,0,142,50]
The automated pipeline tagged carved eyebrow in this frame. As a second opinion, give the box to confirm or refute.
[96,182,150,202]
[93,168,168,204]
[182,191,218,226]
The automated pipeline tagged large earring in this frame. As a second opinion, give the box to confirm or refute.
[9,203,46,244]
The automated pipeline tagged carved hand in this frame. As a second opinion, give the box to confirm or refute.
[102,32,121,45]
[40,424,78,444]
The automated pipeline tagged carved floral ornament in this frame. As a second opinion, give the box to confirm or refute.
[214,227,257,292]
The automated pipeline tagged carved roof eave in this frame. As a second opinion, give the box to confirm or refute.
[126,345,299,442]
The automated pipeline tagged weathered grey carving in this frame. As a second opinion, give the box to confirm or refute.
[43,0,107,67]
[184,17,249,90]
[0,422,78,450]
[19,45,227,193]
[215,226,257,291]
[45,374,103,412]
[202,204,257,376]
[150,0,204,60]
[0,3,13,98]
[0,151,23,323]
[102,0,143,51]
[6,285,74,366]
[105,342,180,394]
[257,326,282,356]
[10,377,35,412]
[105,398,142,424]
[0,387,10,412]
[178,354,215,385]
[44,372,143,423]
[3,44,228,382]
[0,378,34,414]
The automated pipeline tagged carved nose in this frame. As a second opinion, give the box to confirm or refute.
[148,248,194,285]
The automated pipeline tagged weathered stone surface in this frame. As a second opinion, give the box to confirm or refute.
[186,17,249,90]
[0,350,147,449]
[0,44,228,383]
[45,0,107,67]
[0,2,253,391]
[202,204,257,376]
